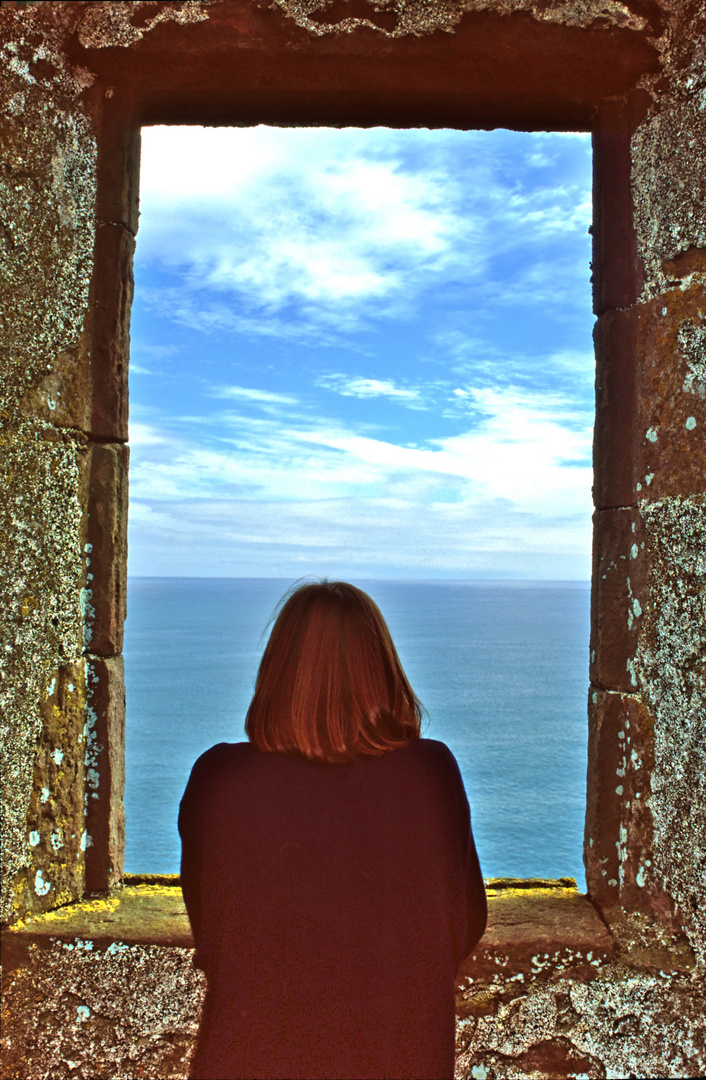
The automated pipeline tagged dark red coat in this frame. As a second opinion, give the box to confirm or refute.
[179,738,486,1080]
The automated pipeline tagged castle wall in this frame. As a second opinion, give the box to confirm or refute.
[1,3,704,1077]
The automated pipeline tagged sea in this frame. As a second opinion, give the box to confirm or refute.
[124,578,590,891]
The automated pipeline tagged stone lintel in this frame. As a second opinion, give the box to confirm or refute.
[73,2,659,131]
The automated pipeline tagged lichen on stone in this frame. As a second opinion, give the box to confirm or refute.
[457,966,706,1079]
[635,495,706,964]
[0,423,90,922]
[679,320,706,397]
[631,3,706,301]
[273,0,648,38]
[0,22,97,428]
[75,0,213,51]
[0,938,205,1080]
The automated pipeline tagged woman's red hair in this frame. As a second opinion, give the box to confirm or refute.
[245,580,423,763]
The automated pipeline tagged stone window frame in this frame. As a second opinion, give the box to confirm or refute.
[57,2,679,945]
[5,10,706,1078]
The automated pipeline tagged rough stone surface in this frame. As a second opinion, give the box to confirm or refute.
[76,0,213,51]
[634,496,706,965]
[456,967,706,1079]
[85,443,129,657]
[0,883,610,1079]
[10,661,88,923]
[458,885,614,1001]
[0,11,97,428]
[0,939,205,1080]
[274,0,651,38]
[85,656,126,892]
[88,224,134,443]
[584,688,698,962]
[0,3,100,926]
[631,1,706,301]
[593,288,706,509]
[0,884,702,1080]
[589,507,649,692]
[3,883,193,949]
[0,428,90,923]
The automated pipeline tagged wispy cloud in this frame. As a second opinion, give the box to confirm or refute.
[212,386,300,406]
[128,382,592,530]
[318,375,421,401]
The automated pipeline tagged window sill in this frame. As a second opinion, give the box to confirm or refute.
[3,874,614,994]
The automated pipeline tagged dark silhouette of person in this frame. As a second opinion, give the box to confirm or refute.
[179,580,487,1079]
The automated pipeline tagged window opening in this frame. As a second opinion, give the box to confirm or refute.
[124,126,593,888]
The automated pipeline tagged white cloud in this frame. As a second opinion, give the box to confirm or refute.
[137,126,462,325]
[318,375,421,401]
[213,386,300,406]
[128,493,591,579]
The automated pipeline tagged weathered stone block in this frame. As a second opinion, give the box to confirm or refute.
[95,95,141,237]
[585,687,688,951]
[590,506,649,693]
[10,662,87,922]
[85,655,125,893]
[457,967,706,1080]
[88,223,134,442]
[591,93,649,316]
[457,884,613,1010]
[0,33,97,430]
[593,286,706,509]
[632,0,706,299]
[634,495,706,966]
[85,441,128,656]
[18,343,93,431]
[0,428,90,924]
[0,935,204,1080]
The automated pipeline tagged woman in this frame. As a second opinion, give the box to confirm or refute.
[179,580,487,1080]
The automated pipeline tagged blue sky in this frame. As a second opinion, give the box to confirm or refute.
[128,126,594,579]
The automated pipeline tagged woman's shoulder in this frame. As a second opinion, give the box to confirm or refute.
[186,741,256,784]
[386,737,465,788]
[406,737,462,769]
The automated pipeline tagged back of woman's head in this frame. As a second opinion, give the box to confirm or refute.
[245,580,422,763]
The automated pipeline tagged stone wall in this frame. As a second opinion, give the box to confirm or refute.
[1,2,704,1077]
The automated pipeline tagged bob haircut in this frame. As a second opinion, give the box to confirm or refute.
[245,580,423,763]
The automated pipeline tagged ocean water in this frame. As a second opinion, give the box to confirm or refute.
[124,578,590,890]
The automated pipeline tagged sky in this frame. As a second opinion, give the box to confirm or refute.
[128,125,595,580]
